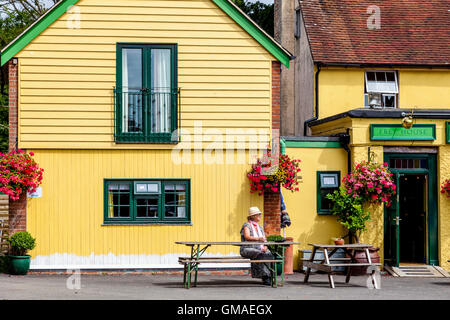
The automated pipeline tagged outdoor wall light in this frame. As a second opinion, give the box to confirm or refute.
[401,110,414,129]
[12,58,18,65]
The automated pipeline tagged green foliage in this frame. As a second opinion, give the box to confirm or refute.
[0,105,8,153]
[232,0,274,37]
[326,187,371,243]
[266,234,285,257]
[0,255,9,273]
[0,6,38,151]
[7,231,36,256]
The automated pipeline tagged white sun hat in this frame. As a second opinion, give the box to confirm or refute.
[248,206,262,218]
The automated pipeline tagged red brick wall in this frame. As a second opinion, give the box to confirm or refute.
[9,194,27,234]
[8,59,27,234]
[263,61,282,236]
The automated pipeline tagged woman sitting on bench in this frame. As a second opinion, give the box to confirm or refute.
[240,207,274,286]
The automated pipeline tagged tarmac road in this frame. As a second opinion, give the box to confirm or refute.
[1,272,449,300]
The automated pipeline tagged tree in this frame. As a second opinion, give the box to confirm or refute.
[0,0,58,20]
[0,1,56,152]
[232,0,274,37]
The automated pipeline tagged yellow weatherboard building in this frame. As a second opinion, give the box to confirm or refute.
[2,0,293,269]
[277,0,450,272]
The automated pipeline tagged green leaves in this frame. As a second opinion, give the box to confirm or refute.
[231,0,274,37]
[7,231,36,256]
[326,187,371,243]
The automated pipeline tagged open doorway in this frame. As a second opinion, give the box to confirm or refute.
[398,174,427,264]
[384,153,438,267]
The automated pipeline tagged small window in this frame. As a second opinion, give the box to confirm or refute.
[317,171,341,215]
[389,158,428,169]
[295,9,301,39]
[364,71,398,108]
[104,179,190,224]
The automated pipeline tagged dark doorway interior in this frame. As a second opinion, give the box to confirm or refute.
[399,174,427,264]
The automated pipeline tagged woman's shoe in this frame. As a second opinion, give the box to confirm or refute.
[262,276,271,286]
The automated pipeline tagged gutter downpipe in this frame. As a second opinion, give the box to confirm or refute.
[304,62,321,136]
[340,129,351,174]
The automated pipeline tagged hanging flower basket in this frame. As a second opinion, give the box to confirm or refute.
[441,178,450,198]
[0,150,44,201]
[342,161,396,207]
[247,151,301,195]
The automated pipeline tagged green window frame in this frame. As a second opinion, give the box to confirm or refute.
[115,43,179,143]
[317,171,341,215]
[104,179,190,224]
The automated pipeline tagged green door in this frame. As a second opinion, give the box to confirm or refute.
[384,153,438,267]
[385,172,401,267]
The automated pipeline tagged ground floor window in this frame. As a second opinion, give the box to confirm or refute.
[104,179,190,224]
[317,171,340,215]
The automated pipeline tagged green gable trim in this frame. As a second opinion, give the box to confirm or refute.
[284,140,342,148]
[1,0,290,68]
[212,0,290,67]
[1,0,79,66]
[370,124,436,141]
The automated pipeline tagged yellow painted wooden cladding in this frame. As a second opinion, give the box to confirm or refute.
[282,147,348,271]
[27,149,263,268]
[318,68,450,119]
[15,0,275,150]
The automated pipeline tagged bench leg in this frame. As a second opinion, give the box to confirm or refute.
[328,274,335,289]
[323,248,335,289]
[304,267,311,283]
[370,270,379,289]
[345,266,352,283]
[273,262,278,288]
[281,246,285,286]
[183,264,187,288]
[194,264,198,287]
[187,263,192,289]
[304,247,317,284]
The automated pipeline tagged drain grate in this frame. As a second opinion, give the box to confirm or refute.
[386,265,450,277]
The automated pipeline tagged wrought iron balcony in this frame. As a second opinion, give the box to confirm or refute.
[113,87,180,143]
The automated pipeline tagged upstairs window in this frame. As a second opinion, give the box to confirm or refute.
[115,43,179,143]
[364,71,398,108]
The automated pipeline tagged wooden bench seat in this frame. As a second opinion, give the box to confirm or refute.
[179,256,283,289]
[323,263,381,267]
[301,257,351,261]
[179,257,279,264]
[303,260,381,273]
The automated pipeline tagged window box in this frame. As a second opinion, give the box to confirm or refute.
[115,43,179,143]
[104,179,190,224]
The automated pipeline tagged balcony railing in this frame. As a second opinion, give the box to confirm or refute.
[113,88,180,143]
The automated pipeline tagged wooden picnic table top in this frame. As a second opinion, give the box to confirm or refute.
[308,243,373,249]
[176,241,300,246]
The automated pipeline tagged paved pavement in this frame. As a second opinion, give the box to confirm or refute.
[1,272,449,300]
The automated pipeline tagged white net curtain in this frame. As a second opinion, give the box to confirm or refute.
[121,47,172,134]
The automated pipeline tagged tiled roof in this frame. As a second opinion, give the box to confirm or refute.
[299,0,450,66]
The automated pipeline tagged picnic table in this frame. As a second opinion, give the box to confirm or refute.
[303,243,381,289]
[176,241,299,289]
